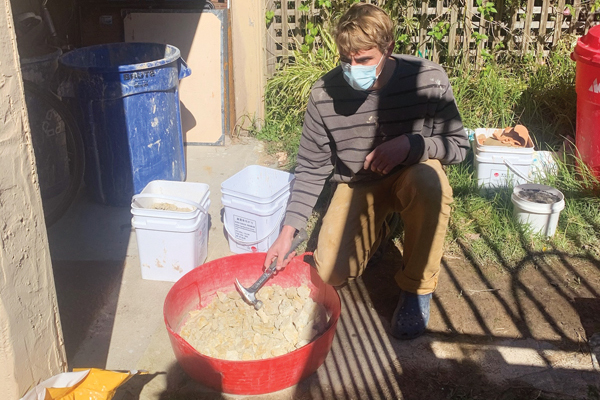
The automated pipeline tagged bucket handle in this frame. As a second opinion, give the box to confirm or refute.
[178,58,192,80]
[503,159,534,183]
[222,207,285,247]
[131,193,206,214]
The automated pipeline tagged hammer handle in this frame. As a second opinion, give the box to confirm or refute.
[248,229,307,292]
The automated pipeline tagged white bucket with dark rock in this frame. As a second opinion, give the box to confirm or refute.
[511,184,565,237]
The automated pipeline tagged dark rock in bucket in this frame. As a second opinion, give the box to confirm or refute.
[517,189,561,204]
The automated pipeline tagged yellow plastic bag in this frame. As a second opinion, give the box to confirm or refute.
[20,368,143,400]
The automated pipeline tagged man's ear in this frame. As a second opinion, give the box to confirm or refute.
[386,42,394,56]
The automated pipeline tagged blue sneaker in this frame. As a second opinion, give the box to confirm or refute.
[391,290,432,340]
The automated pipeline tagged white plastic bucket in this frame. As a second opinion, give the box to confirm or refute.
[473,128,534,189]
[131,180,211,282]
[511,184,565,237]
[475,152,532,188]
[221,165,294,254]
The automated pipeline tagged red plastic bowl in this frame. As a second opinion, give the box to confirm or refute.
[163,252,341,395]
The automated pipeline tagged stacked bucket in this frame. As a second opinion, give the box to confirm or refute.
[131,180,210,282]
[221,165,294,254]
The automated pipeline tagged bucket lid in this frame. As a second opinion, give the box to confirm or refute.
[221,165,294,204]
[572,25,600,64]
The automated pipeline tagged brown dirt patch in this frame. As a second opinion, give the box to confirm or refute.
[354,243,600,399]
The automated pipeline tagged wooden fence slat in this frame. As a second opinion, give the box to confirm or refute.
[448,2,458,57]
[476,9,487,67]
[433,0,444,63]
[463,0,473,59]
[281,0,289,64]
[265,0,588,77]
[553,0,566,46]
[506,5,518,52]
[570,0,581,34]
[522,0,535,53]
[266,0,276,76]
[492,0,506,52]
[294,0,302,45]
[538,0,550,55]
[419,0,428,57]
[406,4,415,55]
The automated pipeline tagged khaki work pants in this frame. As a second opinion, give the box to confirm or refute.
[313,159,453,294]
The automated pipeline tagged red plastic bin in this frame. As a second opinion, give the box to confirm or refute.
[572,25,600,178]
[163,252,341,395]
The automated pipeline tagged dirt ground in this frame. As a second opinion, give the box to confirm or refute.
[333,242,600,400]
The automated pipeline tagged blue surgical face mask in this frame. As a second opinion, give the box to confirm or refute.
[341,54,385,91]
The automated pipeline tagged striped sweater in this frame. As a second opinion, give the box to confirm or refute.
[283,54,469,231]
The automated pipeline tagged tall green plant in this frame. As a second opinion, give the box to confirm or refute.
[260,26,339,164]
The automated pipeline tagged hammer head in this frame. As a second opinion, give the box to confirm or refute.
[235,279,263,310]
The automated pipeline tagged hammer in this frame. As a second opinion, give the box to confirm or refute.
[235,229,308,310]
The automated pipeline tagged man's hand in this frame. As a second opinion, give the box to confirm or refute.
[364,135,410,175]
[264,225,298,271]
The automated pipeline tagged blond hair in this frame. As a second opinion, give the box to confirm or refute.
[334,3,394,56]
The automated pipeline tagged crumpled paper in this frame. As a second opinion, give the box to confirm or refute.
[20,368,143,400]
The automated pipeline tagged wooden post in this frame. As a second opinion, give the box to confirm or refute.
[432,0,444,63]
[281,0,289,65]
[569,0,581,34]
[507,7,518,52]
[407,4,415,55]
[448,1,458,58]
[294,0,302,47]
[522,0,535,54]
[553,0,566,47]
[492,0,506,52]
[537,0,550,56]
[464,0,473,63]
[266,0,276,77]
[419,0,428,58]
[476,13,487,67]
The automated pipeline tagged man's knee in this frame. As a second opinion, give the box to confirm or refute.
[399,162,453,208]
[313,249,352,287]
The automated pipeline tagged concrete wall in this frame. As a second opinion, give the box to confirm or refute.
[230,0,266,130]
[0,1,67,398]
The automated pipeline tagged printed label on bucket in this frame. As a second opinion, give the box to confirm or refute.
[490,168,507,180]
[233,215,258,244]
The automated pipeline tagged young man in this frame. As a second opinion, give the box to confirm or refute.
[264,3,469,339]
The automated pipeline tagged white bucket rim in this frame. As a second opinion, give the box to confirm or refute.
[131,212,205,233]
[474,152,533,164]
[131,193,208,217]
[220,165,294,203]
[511,184,565,214]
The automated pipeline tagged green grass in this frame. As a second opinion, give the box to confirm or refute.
[252,37,600,268]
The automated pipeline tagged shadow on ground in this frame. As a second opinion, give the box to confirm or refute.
[146,236,600,399]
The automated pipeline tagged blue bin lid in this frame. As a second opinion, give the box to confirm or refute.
[59,42,181,73]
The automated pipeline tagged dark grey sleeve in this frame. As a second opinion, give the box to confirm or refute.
[283,95,334,230]
[422,81,469,165]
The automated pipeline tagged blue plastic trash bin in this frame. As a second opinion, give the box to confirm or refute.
[59,42,191,206]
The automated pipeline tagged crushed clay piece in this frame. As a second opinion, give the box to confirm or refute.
[481,125,533,148]
[151,202,193,212]
[178,284,330,361]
